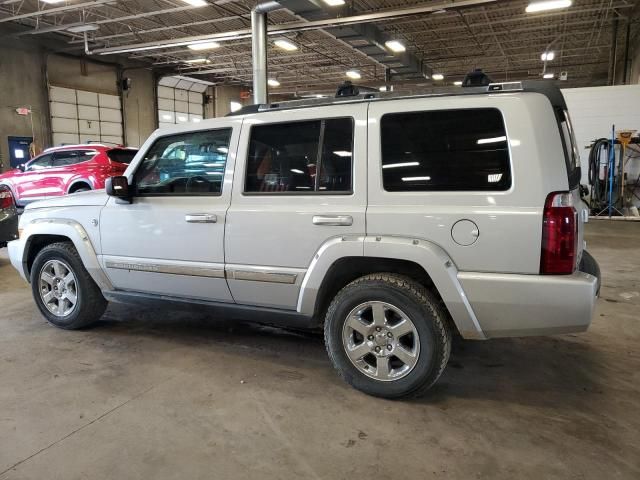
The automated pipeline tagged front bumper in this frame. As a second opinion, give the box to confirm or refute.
[8,238,28,282]
[458,253,600,338]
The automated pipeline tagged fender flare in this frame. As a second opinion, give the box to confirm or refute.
[21,218,112,291]
[296,235,485,340]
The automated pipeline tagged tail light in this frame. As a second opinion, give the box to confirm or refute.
[540,192,577,274]
[0,188,14,210]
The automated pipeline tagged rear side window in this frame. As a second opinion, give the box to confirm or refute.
[107,149,137,165]
[53,150,97,167]
[245,118,353,194]
[557,109,580,188]
[381,108,511,191]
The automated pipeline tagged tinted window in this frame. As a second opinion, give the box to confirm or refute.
[107,149,137,165]
[53,150,97,167]
[557,109,580,188]
[27,154,53,171]
[245,118,353,194]
[381,108,511,191]
[134,129,231,195]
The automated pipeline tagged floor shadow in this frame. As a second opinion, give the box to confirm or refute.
[90,303,606,409]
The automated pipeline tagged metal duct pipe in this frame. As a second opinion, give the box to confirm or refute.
[251,1,282,104]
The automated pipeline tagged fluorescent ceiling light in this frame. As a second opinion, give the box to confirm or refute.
[525,0,572,13]
[383,162,419,169]
[477,136,507,145]
[230,101,242,112]
[40,0,65,3]
[385,40,406,53]
[322,0,345,5]
[67,24,99,33]
[543,73,555,79]
[333,151,352,157]
[291,169,304,174]
[267,78,280,87]
[541,51,555,61]
[181,0,208,6]
[432,73,444,81]
[454,81,463,86]
[274,38,297,51]
[346,70,361,80]
[402,176,431,182]
[188,42,220,50]
[184,58,210,64]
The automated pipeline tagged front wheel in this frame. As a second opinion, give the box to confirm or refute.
[30,242,107,329]
[324,273,451,399]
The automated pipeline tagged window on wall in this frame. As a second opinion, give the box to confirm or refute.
[381,108,511,191]
[157,77,207,128]
[133,129,231,195]
[245,118,353,194]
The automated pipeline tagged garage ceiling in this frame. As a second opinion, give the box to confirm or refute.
[1,0,638,95]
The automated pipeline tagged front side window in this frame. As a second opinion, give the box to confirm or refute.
[134,129,231,196]
[381,108,511,191]
[26,154,53,171]
[245,118,353,194]
[53,150,97,167]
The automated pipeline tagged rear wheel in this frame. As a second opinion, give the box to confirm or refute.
[324,273,451,399]
[30,242,107,329]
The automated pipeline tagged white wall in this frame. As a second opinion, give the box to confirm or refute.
[562,85,640,185]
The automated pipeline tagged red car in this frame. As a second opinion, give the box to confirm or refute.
[0,144,137,207]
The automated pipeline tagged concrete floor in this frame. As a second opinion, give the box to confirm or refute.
[0,221,639,480]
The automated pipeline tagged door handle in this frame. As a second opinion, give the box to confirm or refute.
[312,215,353,226]
[185,213,217,223]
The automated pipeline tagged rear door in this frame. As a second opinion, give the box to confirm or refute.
[225,103,367,309]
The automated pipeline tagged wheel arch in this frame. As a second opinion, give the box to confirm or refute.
[67,178,93,193]
[20,219,112,291]
[297,235,486,340]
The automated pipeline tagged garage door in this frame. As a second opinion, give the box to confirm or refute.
[157,76,206,129]
[49,86,123,146]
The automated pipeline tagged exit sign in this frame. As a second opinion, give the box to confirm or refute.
[15,107,31,116]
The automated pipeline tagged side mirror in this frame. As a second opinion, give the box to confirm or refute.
[18,163,26,172]
[106,176,131,202]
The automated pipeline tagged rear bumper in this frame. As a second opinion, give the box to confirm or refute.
[458,254,600,338]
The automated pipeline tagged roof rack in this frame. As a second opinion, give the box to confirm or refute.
[228,80,566,116]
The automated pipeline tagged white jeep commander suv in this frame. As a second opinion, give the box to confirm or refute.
[8,81,600,398]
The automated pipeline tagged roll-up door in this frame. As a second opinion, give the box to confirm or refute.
[49,86,123,146]
[157,76,206,128]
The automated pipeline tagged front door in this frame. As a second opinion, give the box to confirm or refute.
[99,119,241,302]
[14,153,53,204]
[225,103,368,309]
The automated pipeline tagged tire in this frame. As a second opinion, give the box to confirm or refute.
[324,273,451,399]
[30,242,107,329]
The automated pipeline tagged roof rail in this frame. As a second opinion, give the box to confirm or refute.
[226,80,569,117]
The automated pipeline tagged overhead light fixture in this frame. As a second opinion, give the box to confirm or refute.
[188,41,220,51]
[541,51,555,61]
[181,0,208,6]
[432,73,444,81]
[453,81,463,86]
[230,101,242,112]
[66,24,100,33]
[385,40,406,53]
[477,136,507,145]
[274,38,298,51]
[402,176,431,182]
[184,58,210,64]
[525,0,572,13]
[383,162,420,169]
[346,70,361,80]
[543,73,555,79]
[267,78,280,87]
[40,0,65,3]
[322,0,345,5]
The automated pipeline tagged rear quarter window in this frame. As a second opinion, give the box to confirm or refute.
[381,108,511,192]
